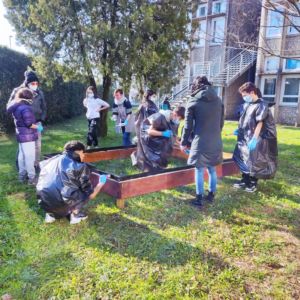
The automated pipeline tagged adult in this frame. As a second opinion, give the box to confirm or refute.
[181,76,224,206]
[83,86,110,149]
[37,141,107,224]
[112,88,135,146]
[7,70,46,170]
[232,82,277,192]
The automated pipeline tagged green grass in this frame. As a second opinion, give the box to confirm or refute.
[0,116,300,299]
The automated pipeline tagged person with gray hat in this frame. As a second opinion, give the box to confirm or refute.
[7,70,47,172]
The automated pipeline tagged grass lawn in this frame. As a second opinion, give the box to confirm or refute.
[0,115,299,299]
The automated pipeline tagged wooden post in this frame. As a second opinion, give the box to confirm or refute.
[116,198,125,209]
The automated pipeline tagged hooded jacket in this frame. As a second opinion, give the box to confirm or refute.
[7,100,38,143]
[36,151,94,217]
[181,85,224,168]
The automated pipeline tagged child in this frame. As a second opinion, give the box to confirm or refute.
[173,106,186,143]
[37,141,107,224]
[7,88,43,185]
[233,82,278,192]
[83,86,110,149]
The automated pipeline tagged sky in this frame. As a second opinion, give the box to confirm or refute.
[0,0,27,53]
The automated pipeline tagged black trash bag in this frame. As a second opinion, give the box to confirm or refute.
[233,100,278,179]
[36,151,93,218]
[134,112,173,172]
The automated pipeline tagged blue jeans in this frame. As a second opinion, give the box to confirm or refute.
[122,132,132,146]
[195,166,217,195]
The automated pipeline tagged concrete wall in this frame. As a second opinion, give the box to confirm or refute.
[278,106,299,125]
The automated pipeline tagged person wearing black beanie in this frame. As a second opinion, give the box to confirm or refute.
[7,69,47,174]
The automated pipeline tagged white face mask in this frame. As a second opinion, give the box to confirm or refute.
[87,93,94,98]
[29,84,38,91]
[150,95,157,102]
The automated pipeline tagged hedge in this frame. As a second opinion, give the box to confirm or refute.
[0,46,86,133]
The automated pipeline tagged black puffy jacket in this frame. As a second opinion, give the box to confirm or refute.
[36,151,94,217]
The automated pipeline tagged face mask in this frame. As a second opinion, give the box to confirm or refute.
[173,119,180,125]
[29,84,38,91]
[150,96,157,102]
[243,95,252,103]
[87,93,94,98]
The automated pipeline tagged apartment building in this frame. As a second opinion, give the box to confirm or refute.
[256,0,300,126]
[172,0,261,119]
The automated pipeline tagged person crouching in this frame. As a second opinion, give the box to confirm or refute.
[37,141,107,224]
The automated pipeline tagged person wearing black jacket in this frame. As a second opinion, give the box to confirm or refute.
[232,82,277,192]
[37,141,107,224]
[181,76,224,207]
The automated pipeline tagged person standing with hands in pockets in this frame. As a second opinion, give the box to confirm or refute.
[83,86,110,149]
[232,82,277,192]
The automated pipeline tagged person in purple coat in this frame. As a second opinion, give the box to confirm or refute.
[7,88,43,185]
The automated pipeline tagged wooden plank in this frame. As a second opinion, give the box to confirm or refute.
[82,147,135,162]
[118,160,238,199]
[89,172,121,198]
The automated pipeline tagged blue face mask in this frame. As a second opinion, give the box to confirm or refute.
[173,119,180,125]
[243,95,252,103]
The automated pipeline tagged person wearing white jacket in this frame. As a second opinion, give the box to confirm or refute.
[83,86,110,148]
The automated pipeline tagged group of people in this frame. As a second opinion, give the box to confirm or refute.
[6,70,278,224]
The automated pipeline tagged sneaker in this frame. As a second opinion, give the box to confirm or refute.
[70,212,88,225]
[190,194,203,207]
[45,213,56,224]
[233,180,246,189]
[87,146,92,150]
[205,191,215,202]
[245,184,257,193]
[28,177,38,186]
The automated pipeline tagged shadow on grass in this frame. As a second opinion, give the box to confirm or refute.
[85,211,229,269]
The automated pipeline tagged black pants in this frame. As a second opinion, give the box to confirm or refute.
[87,118,99,147]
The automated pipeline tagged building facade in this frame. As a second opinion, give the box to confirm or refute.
[172,0,261,119]
[256,0,300,126]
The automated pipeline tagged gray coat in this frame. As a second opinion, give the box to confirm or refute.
[7,84,47,122]
[181,86,224,168]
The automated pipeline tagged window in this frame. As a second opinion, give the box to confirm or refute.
[196,20,207,46]
[197,4,207,17]
[281,77,300,105]
[261,77,276,103]
[266,10,284,37]
[211,17,225,44]
[265,56,280,72]
[284,59,300,71]
[212,0,226,14]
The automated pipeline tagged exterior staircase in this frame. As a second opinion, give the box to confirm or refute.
[170,47,257,106]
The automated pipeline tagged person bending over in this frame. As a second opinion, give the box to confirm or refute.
[37,141,107,224]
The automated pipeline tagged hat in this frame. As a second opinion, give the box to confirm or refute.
[24,70,39,85]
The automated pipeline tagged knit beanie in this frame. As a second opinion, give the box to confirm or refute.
[24,70,39,85]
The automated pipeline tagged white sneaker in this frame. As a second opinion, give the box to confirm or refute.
[45,213,56,224]
[70,212,88,225]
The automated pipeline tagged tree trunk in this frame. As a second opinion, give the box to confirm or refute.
[98,74,112,137]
